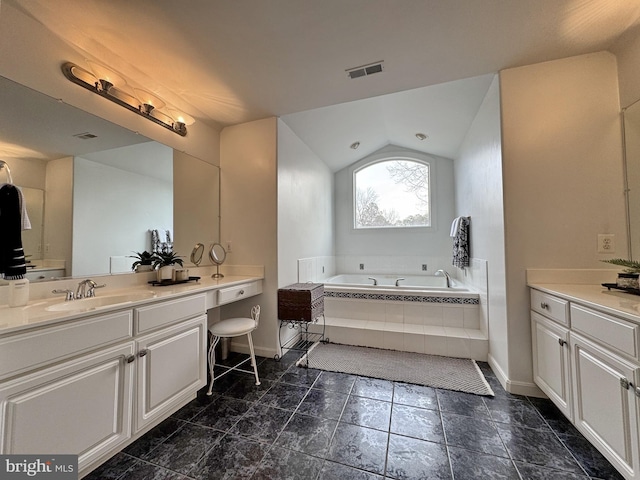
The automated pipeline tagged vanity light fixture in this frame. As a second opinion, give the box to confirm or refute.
[415,133,428,141]
[350,141,360,150]
[61,61,194,137]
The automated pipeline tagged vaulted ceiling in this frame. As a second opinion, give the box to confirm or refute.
[3,0,640,169]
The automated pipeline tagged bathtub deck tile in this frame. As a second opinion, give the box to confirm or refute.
[423,325,446,337]
[403,324,425,334]
[443,327,468,338]
[383,322,405,333]
[465,328,487,340]
[463,310,480,330]
[403,303,424,325]
[446,337,472,358]
[424,335,448,357]
[365,320,386,331]
[383,331,404,351]
[404,333,425,354]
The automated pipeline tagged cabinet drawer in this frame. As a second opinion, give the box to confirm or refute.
[218,281,261,305]
[0,310,133,380]
[530,290,569,325]
[135,294,206,334]
[570,304,639,359]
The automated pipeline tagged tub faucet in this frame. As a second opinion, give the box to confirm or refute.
[368,277,378,286]
[435,269,452,288]
[395,278,405,286]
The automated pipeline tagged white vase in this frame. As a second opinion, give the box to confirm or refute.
[157,265,174,282]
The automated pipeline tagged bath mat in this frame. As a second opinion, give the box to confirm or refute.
[300,342,494,397]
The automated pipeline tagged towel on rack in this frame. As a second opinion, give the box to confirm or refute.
[0,184,27,279]
[450,216,462,237]
[0,183,31,230]
[452,216,470,269]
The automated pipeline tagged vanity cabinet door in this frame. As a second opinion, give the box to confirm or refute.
[531,311,572,420]
[571,333,640,479]
[0,342,135,470]
[135,315,207,432]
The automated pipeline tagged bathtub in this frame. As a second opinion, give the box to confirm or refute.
[324,274,465,291]
[321,273,478,307]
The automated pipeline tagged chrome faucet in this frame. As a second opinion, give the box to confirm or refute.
[52,289,75,301]
[76,279,105,299]
[395,278,405,286]
[435,269,452,288]
[368,277,378,286]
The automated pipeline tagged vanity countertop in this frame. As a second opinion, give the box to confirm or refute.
[0,274,263,335]
[528,283,640,324]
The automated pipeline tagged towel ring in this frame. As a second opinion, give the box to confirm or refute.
[0,161,13,184]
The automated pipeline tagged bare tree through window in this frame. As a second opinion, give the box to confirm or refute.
[354,159,430,228]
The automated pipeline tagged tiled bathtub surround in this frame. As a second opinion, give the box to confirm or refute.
[84,352,623,480]
[318,294,488,361]
[299,256,489,360]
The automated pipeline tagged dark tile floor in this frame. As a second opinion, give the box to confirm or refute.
[84,352,624,480]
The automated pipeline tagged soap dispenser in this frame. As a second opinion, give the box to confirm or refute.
[8,278,29,307]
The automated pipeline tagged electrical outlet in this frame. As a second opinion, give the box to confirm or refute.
[359,263,364,270]
[597,234,615,253]
[422,264,428,271]
[226,241,232,252]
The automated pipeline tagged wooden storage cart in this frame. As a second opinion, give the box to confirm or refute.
[276,283,326,366]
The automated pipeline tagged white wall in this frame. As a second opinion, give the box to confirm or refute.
[500,52,626,390]
[334,145,455,274]
[454,76,508,378]
[220,118,279,357]
[173,151,220,261]
[44,157,73,271]
[611,25,640,108]
[72,156,173,276]
[277,119,334,286]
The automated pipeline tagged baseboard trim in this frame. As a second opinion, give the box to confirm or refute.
[230,341,278,360]
[487,354,545,397]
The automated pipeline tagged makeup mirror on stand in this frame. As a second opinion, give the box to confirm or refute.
[209,243,226,278]
[190,243,205,266]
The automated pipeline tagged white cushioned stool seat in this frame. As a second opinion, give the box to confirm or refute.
[209,317,256,337]
[206,305,260,395]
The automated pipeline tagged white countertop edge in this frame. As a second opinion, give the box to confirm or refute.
[528,282,640,324]
[0,274,263,336]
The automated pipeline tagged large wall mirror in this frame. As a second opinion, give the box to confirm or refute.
[0,75,220,281]
[624,99,640,261]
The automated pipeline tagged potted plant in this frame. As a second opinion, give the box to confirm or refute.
[601,258,640,290]
[153,250,184,282]
[128,251,155,272]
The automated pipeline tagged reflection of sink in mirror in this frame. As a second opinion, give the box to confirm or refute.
[45,291,157,312]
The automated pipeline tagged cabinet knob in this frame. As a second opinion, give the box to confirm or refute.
[125,355,135,364]
[138,349,149,357]
[620,377,630,390]
[239,290,245,295]
[635,386,640,398]
[540,302,549,310]
[558,338,567,347]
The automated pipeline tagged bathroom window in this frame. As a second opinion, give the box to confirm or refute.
[354,158,430,228]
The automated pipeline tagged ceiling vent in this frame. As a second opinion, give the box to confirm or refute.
[346,61,384,79]
[73,132,98,140]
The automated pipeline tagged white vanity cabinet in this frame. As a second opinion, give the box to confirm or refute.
[530,287,640,480]
[571,332,639,479]
[0,342,135,469]
[531,309,573,420]
[0,292,208,476]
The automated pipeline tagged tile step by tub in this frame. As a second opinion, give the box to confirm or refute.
[307,317,488,361]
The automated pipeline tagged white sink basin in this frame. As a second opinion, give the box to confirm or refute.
[46,291,157,312]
